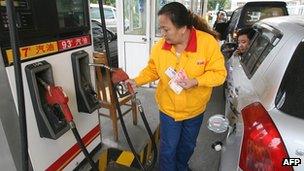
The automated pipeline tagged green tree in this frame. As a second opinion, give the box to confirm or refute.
[90,0,116,6]
[207,0,230,11]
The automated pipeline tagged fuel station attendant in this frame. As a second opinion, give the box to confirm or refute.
[126,2,227,171]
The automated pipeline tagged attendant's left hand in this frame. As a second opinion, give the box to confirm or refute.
[177,78,198,89]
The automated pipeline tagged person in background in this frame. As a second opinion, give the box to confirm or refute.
[126,2,226,171]
[213,10,228,40]
[213,10,227,29]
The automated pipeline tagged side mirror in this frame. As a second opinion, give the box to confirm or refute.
[207,114,229,133]
[221,42,237,59]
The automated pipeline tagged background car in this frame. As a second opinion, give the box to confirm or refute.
[226,10,234,21]
[221,1,288,44]
[91,20,118,68]
[219,16,304,171]
[90,4,117,33]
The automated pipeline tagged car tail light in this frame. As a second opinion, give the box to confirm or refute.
[239,102,293,171]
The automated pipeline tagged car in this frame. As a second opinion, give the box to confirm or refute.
[91,20,118,68]
[90,4,117,33]
[212,16,304,171]
[90,4,130,33]
[221,1,288,44]
[226,10,234,21]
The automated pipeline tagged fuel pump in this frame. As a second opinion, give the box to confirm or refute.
[1,0,101,169]
[37,78,98,171]
[90,63,158,171]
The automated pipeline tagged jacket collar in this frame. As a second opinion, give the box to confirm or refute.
[162,27,197,52]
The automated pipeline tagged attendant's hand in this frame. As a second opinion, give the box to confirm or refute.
[177,78,198,89]
[125,79,137,92]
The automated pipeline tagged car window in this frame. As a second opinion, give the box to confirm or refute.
[243,7,286,27]
[276,41,304,120]
[227,8,241,34]
[90,7,100,20]
[90,7,115,20]
[104,8,114,19]
[241,27,280,78]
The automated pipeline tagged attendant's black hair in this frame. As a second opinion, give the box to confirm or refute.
[158,2,219,39]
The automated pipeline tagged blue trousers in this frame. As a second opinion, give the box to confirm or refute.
[159,111,204,171]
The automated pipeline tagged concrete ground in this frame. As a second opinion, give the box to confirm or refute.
[189,86,227,171]
[80,86,226,171]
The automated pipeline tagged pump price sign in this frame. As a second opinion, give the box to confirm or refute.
[4,35,91,66]
[57,35,91,51]
[5,41,59,65]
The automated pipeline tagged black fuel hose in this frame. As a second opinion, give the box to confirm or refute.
[136,99,158,170]
[70,122,99,171]
[112,91,145,170]
[112,89,158,171]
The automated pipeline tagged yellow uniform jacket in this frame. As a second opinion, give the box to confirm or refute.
[135,28,227,121]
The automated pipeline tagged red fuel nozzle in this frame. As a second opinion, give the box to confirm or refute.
[37,78,73,122]
[111,68,134,94]
[45,85,73,122]
[46,85,73,122]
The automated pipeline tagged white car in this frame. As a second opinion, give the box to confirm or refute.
[90,4,117,32]
[214,16,304,171]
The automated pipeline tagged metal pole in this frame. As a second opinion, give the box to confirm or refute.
[97,0,111,65]
[5,0,28,170]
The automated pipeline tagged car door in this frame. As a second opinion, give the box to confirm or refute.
[269,40,304,171]
[225,8,242,43]
[223,25,281,170]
